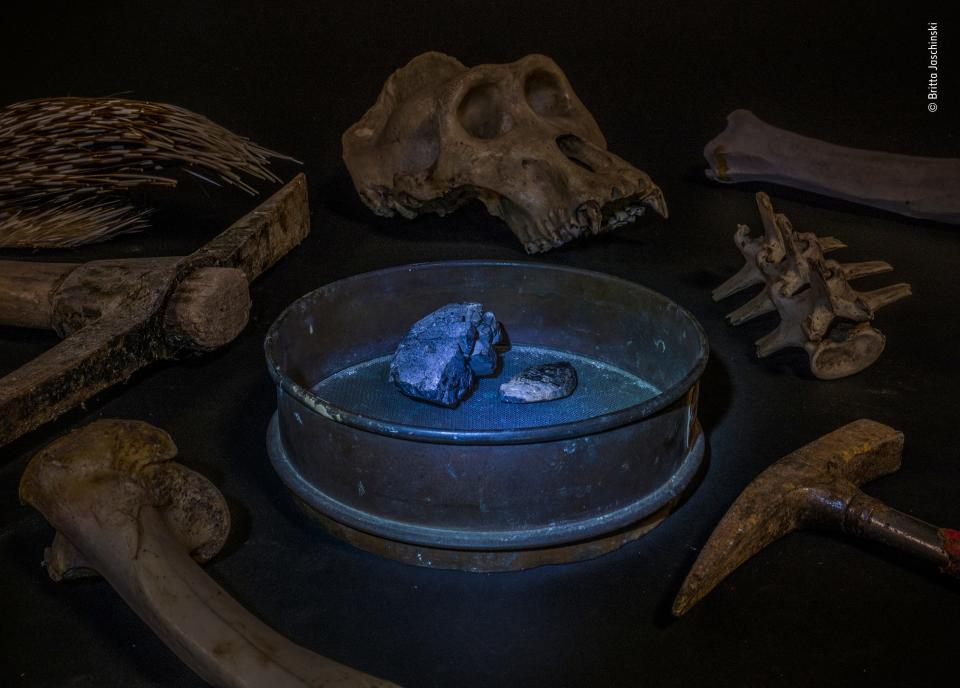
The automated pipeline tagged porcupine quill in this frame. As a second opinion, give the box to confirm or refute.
[0,97,296,248]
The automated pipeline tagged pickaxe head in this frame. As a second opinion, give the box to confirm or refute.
[672,419,904,616]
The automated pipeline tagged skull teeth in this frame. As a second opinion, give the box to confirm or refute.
[599,201,648,230]
[640,186,669,218]
[576,201,603,234]
[521,198,656,253]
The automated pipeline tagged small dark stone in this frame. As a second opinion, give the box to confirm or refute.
[499,361,578,403]
[390,303,502,407]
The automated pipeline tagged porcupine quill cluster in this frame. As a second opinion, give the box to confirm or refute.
[0,97,292,248]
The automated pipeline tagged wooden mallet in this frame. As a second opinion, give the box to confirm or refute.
[0,173,309,448]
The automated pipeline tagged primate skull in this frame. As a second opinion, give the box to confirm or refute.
[342,52,667,253]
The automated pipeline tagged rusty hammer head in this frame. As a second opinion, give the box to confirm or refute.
[672,419,904,616]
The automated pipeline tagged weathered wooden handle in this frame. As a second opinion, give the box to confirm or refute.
[0,174,309,449]
[163,267,251,352]
[0,261,78,329]
[0,259,250,351]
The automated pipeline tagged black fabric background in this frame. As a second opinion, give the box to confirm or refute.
[1,2,957,686]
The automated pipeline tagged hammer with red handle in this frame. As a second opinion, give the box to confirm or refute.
[673,419,960,616]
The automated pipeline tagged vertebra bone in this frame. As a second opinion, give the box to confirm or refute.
[715,193,911,379]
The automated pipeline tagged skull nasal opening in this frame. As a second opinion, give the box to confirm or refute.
[458,83,512,139]
[555,134,595,172]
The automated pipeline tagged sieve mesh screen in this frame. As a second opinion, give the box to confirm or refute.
[311,345,660,432]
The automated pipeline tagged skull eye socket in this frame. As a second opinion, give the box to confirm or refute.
[458,83,512,139]
[524,70,571,117]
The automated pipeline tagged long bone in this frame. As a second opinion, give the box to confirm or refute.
[19,419,397,688]
[673,420,960,616]
[704,109,960,223]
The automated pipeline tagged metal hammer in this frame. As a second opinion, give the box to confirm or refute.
[673,419,960,616]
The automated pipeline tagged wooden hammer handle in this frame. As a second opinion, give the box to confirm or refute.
[0,261,79,330]
[842,492,960,576]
